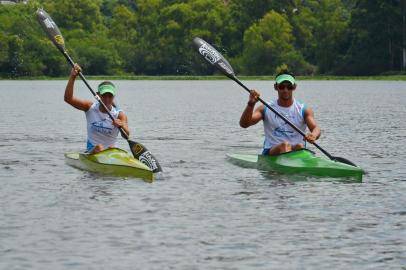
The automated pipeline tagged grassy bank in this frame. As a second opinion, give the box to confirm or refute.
[1,75,406,80]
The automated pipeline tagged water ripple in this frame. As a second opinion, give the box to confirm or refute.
[0,80,405,270]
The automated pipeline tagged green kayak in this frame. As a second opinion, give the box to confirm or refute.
[65,148,154,182]
[227,149,363,180]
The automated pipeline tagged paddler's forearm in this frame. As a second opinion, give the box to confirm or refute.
[116,114,130,138]
[121,125,130,138]
[239,103,255,128]
[311,126,321,140]
[64,75,76,103]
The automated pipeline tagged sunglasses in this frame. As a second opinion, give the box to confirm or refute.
[277,83,294,90]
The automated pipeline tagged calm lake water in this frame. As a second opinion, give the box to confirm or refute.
[0,80,405,269]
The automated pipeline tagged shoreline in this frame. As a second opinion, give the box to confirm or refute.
[1,75,406,81]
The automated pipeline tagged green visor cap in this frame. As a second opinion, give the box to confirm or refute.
[98,84,116,96]
[275,74,295,85]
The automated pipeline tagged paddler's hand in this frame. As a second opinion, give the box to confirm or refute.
[248,89,260,107]
[112,119,124,128]
[70,63,81,79]
[305,132,317,144]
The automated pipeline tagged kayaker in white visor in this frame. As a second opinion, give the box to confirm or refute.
[239,70,321,156]
[64,63,130,154]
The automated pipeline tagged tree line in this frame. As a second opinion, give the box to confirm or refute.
[0,0,405,77]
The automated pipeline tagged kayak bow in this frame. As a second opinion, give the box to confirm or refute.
[227,149,363,180]
[65,148,154,182]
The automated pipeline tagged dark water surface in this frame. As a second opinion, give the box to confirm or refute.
[1,80,405,269]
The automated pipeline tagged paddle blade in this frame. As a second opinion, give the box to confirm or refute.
[128,140,162,173]
[193,37,235,79]
[36,8,66,53]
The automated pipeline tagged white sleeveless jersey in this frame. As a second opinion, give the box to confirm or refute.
[263,99,307,149]
[85,102,122,148]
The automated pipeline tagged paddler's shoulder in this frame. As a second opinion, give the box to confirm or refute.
[81,100,94,112]
[293,99,309,116]
[294,98,307,107]
[112,104,125,114]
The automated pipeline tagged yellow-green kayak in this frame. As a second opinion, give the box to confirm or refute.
[65,148,154,182]
[227,149,363,181]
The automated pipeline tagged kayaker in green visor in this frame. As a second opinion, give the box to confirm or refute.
[239,70,321,156]
[64,63,130,154]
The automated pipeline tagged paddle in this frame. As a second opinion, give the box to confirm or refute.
[36,8,162,173]
[193,37,358,167]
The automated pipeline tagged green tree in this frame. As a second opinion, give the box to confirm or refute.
[108,5,137,73]
[42,0,103,32]
[66,33,122,75]
[159,0,232,74]
[312,0,350,73]
[227,0,276,56]
[129,0,165,74]
[339,0,403,75]
[130,0,231,75]
[241,10,309,75]
[0,32,10,74]
[110,5,137,41]
[1,0,404,77]
[0,1,66,77]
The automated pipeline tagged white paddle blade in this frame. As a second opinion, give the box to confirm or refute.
[193,37,235,78]
[129,141,162,173]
